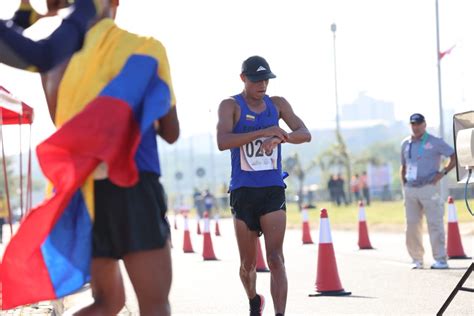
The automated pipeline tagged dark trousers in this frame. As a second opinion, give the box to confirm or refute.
[362,188,370,206]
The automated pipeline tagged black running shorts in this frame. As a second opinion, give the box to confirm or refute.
[93,172,170,259]
[230,186,286,234]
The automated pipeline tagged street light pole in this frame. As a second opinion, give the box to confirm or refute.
[331,22,341,136]
[330,22,352,203]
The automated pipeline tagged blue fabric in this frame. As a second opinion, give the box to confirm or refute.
[0,0,96,72]
[229,94,284,190]
[100,54,170,175]
[41,190,92,297]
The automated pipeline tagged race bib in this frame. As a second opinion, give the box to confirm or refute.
[240,138,278,171]
[406,163,418,181]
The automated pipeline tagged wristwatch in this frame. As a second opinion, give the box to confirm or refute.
[442,168,449,175]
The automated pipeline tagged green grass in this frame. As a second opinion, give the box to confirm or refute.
[187,199,474,233]
[285,199,474,232]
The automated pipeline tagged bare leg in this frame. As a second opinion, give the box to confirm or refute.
[123,241,172,316]
[233,217,259,299]
[260,210,287,315]
[74,258,125,316]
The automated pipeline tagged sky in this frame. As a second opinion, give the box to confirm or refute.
[0,0,473,156]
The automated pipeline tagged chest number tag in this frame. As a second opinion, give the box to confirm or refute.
[240,137,278,171]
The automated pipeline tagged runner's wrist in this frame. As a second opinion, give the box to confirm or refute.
[273,136,284,143]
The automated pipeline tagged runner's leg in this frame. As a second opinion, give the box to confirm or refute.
[74,258,125,315]
[123,242,172,316]
[260,210,287,315]
[233,217,259,299]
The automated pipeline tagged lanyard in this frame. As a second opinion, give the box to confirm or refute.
[408,133,428,160]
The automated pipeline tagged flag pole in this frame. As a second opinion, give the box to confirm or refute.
[435,0,448,199]
[435,0,444,140]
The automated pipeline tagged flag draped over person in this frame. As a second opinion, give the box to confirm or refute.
[0,18,174,309]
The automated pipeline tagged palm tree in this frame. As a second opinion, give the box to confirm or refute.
[283,152,317,211]
[316,131,352,203]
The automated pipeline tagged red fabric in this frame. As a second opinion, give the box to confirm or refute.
[439,45,456,60]
[0,96,140,309]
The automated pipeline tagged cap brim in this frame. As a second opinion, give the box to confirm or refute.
[246,72,276,82]
[410,120,425,124]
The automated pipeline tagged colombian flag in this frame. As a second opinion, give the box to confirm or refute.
[0,19,173,309]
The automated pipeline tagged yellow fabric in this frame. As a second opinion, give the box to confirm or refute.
[56,18,176,219]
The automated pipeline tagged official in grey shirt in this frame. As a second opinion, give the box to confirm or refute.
[400,113,456,270]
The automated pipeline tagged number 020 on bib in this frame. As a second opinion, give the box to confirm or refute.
[240,138,278,171]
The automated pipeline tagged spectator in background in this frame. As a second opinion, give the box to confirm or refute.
[335,173,348,206]
[327,174,337,204]
[359,171,370,206]
[350,174,361,203]
[193,188,205,218]
[400,113,456,270]
[203,190,215,216]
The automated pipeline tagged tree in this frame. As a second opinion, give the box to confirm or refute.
[284,152,317,211]
[352,140,401,188]
[316,131,352,202]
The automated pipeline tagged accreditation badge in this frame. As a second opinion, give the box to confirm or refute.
[240,137,278,171]
[406,163,418,181]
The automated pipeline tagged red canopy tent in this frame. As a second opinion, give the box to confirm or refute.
[0,85,34,233]
[0,86,34,125]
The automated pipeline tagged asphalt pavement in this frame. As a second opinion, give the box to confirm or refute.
[1,216,473,315]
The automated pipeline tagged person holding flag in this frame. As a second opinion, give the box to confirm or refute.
[0,1,179,315]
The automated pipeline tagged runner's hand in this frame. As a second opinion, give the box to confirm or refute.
[46,0,71,15]
[261,126,288,142]
[262,137,281,155]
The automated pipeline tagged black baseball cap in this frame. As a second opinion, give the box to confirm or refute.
[241,56,276,82]
[409,113,425,124]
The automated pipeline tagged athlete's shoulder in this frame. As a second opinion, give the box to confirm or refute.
[269,95,286,103]
[221,96,239,105]
[219,97,239,111]
[269,95,291,111]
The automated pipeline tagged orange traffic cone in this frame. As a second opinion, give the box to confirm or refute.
[197,217,202,235]
[202,212,218,260]
[182,214,194,253]
[309,208,351,297]
[302,206,314,244]
[256,238,270,272]
[357,201,374,250]
[446,196,471,259]
[215,214,221,236]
